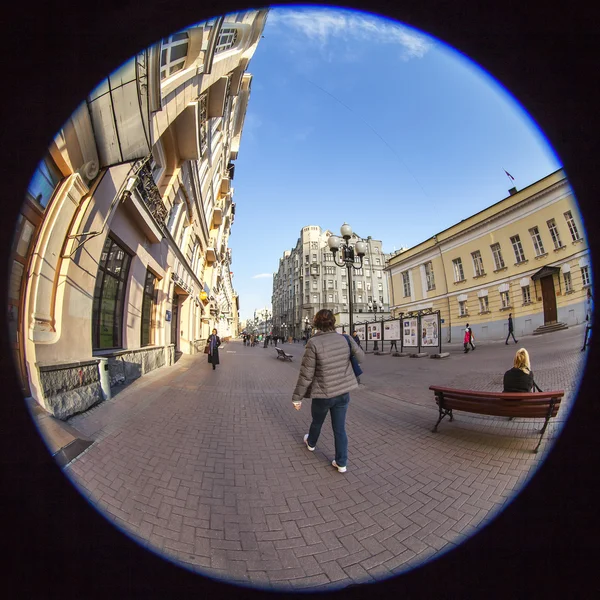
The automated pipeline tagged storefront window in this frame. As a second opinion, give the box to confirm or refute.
[92,236,131,349]
[141,269,157,347]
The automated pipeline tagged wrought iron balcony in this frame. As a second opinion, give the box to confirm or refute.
[134,161,169,228]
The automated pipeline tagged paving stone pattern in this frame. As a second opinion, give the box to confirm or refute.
[65,327,587,591]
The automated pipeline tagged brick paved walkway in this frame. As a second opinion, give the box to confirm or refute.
[63,326,587,591]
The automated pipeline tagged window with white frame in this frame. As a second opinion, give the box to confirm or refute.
[564,210,581,242]
[358,295,363,303]
[471,250,485,277]
[356,281,362,289]
[364,257,369,264]
[478,295,489,313]
[328,294,334,303]
[377,270,382,279]
[458,300,468,316]
[402,271,411,297]
[375,258,381,265]
[563,271,572,293]
[452,258,465,282]
[424,261,435,290]
[510,235,526,263]
[500,290,511,308]
[529,226,546,256]
[547,218,563,249]
[490,243,505,270]
[328,280,334,289]
[378,282,383,291]
[214,27,238,54]
[312,280,317,290]
[312,254,317,262]
[522,285,531,304]
[312,294,318,303]
[311,241,318,249]
[365,269,370,277]
[160,32,189,80]
[366,282,371,291]
[581,265,591,286]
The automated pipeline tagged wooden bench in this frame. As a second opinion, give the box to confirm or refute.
[275,347,293,361]
[429,385,565,453]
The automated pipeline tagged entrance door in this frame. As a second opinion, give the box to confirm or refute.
[171,292,179,351]
[8,201,43,396]
[540,275,558,324]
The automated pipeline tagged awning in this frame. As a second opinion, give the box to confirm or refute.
[530,265,561,281]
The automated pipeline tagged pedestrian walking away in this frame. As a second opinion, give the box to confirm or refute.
[464,323,475,352]
[581,288,593,351]
[389,339,398,353]
[207,329,221,370]
[292,309,365,473]
[503,347,542,393]
[505,312,518,345]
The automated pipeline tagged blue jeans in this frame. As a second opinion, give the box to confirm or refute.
[307,393,350,467]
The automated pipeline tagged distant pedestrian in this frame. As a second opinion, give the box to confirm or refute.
[505,313,518,345]
[581,288,594,351]
[351,331,362,383]
[503,347,542,393]
[463,324,475,353]
[389,339,398,353]
[292,310,365,473]
[208,329,221,370]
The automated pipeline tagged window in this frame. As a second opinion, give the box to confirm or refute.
[305,255,309,264]
[522,286,532,304]
[424,261,435,290]
[458,300,468,317]
[364,257,369,264]
[479,296,489,313]
[311,241,318,249]
[312,280,317,290]
[563,272,572,293]
[92,236,131,350]
[546,219,563,250]
[402,271,411,297]
[510,235,526,263]
[490,243,505,270]
[564,210,581,242]
[375,258,381,265]
[378,283,383,291]
[312,294,318,303]
[366,282,371,291]
[471,251,484,277]
[305,267,309,276]
[141,270,157,347]
[581,265,591,286]
[452,258,465,282]
[377,270,382,279]
[500,291,511,309]
[26,154,63,209]
[342,295,347,302]
[365,269,370,277]
[328,294,334,303]
[160,32,189,80]
[529,226,546,256]
[356,281,362,290]
[214,27,238,53]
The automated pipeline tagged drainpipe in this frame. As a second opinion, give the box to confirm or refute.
[434,234,452,343]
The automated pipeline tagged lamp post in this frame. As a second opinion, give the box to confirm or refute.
[368,299,382,351]
[304,315,311,343]
[282,322,287,343]
[328,223,367,336]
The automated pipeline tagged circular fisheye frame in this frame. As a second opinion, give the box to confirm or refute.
[10,4,589,592]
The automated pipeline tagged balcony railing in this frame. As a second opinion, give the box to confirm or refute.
[134,161,169,228]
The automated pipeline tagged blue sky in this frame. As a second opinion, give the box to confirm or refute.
[229,5,561,321]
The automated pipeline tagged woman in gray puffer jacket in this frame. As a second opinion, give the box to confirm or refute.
[292,309,365,473]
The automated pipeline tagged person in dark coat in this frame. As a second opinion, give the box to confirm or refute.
[503,348,542,392]
[351,331,362,382]
[208,329,221,370]
[505,313,518,344]
[581,288,593,351]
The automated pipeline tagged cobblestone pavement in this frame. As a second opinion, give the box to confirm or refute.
[63,326,588,591]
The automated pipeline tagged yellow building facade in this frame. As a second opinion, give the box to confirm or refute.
[387,170,590,342]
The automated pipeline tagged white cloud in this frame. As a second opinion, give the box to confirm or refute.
[252,273,273,279]
[268,7,432,60]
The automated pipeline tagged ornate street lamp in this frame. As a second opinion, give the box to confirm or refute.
[368,299,382,351]
[328,223,367,335]
[304,315,311,342]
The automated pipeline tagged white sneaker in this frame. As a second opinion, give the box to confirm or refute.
[303,434,315,451]
[332,460,347,473]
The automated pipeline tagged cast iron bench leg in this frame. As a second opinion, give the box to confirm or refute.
[534,400,556,453]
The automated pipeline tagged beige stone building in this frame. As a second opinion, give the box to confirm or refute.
[7,10,268,418]
[272,226,391,339]
[386,169,591,343]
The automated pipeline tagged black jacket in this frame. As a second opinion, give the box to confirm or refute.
[503,367,541,393]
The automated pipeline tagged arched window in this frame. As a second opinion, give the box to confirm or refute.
[160,32,189,80]
[215,28,238,54]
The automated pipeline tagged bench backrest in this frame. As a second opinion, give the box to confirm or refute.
[429,385,564,418]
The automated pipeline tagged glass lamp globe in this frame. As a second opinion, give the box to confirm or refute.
[355,241,367,256]
[328,235,341,250]
[340,223,352,239]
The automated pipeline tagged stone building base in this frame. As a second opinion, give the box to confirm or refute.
[35,346,174,420]
[37,359,103,421]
